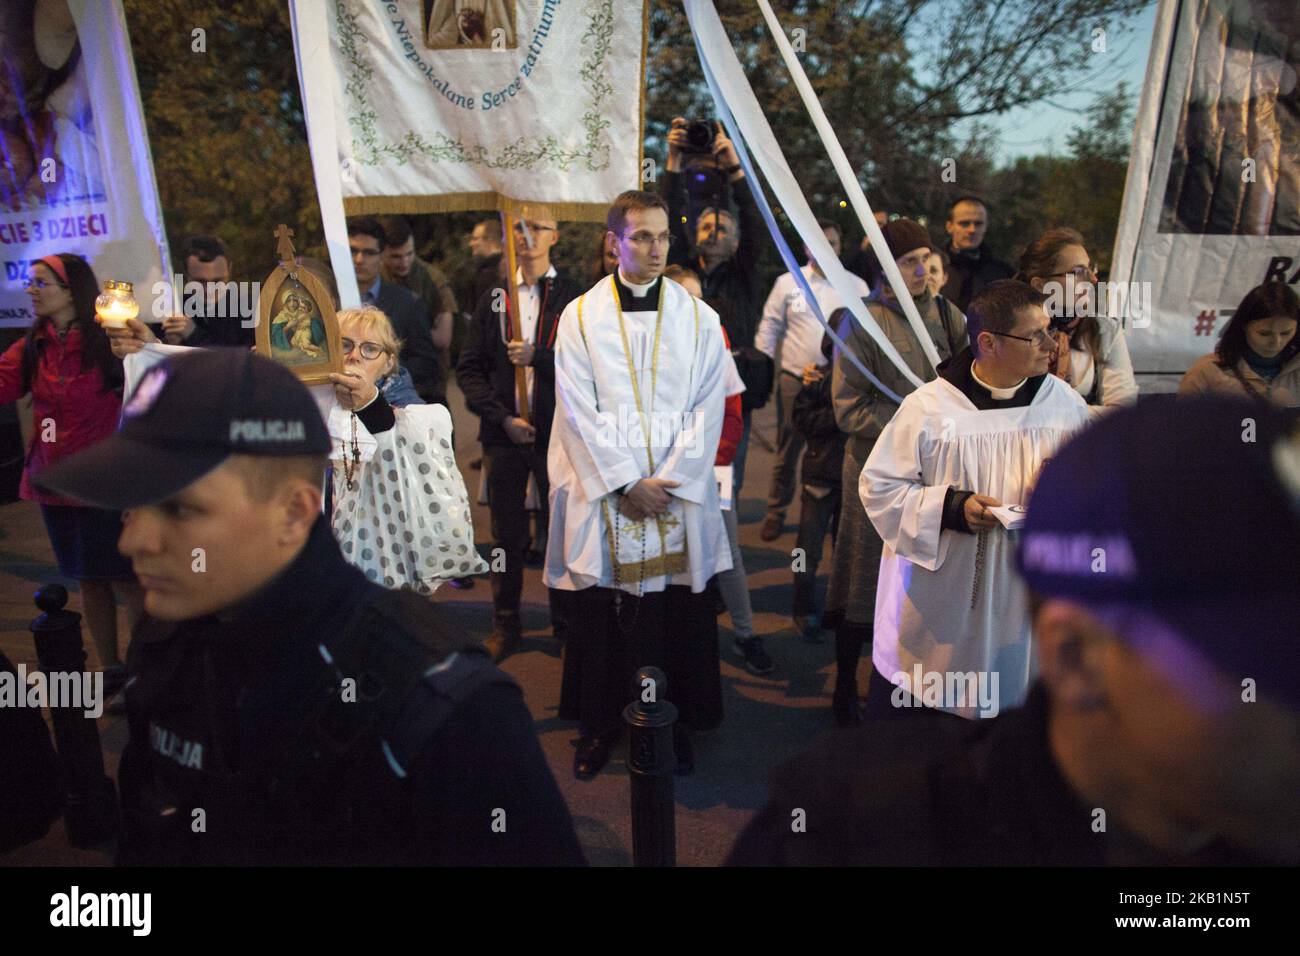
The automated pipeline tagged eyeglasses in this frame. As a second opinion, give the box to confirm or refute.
[988,328,1057,348]
[341,337,386,360]
[1045,263,1097,281]
[624,232,675,250]
[350,246,381,259]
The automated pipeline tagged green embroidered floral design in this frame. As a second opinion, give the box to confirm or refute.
[336,0,620,173]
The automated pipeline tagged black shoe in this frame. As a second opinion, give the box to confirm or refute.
[523,548,544,567]
[484,623,521,663]
[574,731,619,779]
[447,576,475,590]
[793,612,824,643]
[734,637,774,676]
[672,728,695,776]
[760,511,785,541]
[832,686,863,727]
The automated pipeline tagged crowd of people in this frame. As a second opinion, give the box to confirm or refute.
[1,118,1297,866]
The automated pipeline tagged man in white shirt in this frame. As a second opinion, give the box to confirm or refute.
[546,190,732,779]
[756,220,869,541]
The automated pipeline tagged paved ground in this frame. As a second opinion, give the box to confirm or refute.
[0,383,868,867]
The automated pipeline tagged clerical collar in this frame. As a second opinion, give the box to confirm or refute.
[971,361,1027,399]
[614,270,662,307]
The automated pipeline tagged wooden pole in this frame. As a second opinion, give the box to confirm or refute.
[500,210,530,423]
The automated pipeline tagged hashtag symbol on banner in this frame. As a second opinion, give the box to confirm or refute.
[1193,310,1216,336]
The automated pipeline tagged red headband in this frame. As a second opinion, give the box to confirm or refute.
[38,255,70,287]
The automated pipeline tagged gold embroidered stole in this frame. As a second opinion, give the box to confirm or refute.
[575,279,698,584]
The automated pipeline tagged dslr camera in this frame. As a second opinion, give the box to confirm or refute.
[681,119,720,155]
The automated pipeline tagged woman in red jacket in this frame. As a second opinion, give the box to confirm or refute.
[0,253,141,687]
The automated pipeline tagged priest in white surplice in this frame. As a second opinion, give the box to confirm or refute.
[546,190,732,778]
[861,280,1092,719]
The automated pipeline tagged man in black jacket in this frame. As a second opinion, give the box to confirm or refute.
[940,196,1015,312]
[157,236,254,348]
[456,214,579,661]
[729,397,1300,866]
[348,217,445,405]
[661,116,769,497]
[789,333,844,641]
[35,349,585,866]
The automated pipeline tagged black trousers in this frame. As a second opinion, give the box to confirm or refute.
[483,441,549,623]
[863,664,966,722]
[558,585,723,737]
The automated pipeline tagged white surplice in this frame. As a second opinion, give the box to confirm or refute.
[545,274,732,594]
[860,372,1092,717]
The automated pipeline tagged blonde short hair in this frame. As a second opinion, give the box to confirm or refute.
[337,306,403,365]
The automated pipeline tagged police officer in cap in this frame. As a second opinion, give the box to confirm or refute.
[728,396,1300,866]
[36,349,585,865]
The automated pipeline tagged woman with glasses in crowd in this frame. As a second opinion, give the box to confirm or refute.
[328,306,485,592]
[1180,281,1300,406]
[1015,227,1138,409]
[0,254,142,691]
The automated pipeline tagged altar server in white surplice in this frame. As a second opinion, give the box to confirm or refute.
[547,190,732,779]
[861,280,1092,719]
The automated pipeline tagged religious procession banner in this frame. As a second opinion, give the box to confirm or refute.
[291,0,649,223]
[1110,0,1299,377]
[0,0,168,328]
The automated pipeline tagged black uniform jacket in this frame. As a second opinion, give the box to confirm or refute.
[116,517,585,866]
[727,684,1265,866]
[456,271,580,450]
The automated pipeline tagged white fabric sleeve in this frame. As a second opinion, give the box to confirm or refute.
[860,397,949,571]
[552,297,644,501]
[1097,318,1139,408]
[659,319,728,505]
[754,273,788,360]
[331,403,487,592]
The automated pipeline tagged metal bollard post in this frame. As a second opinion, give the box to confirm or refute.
[29,584,119,847]
[623,665,677,867]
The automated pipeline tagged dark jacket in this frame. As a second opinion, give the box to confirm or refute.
[791,371,845,490]
[663,170,765,348]
[727,684,1265,866]
[456,270,579,450]
[0,649,63,853]
[941,242,1015,312]
[116,516,585,866]
[372,279,444,404]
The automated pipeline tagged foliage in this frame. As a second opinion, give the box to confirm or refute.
[123,0,1145,291]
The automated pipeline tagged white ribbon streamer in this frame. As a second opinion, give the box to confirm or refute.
[683,0,926,390]
[754,0,942,372]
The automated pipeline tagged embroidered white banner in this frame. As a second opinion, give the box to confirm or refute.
[291,0,649,224]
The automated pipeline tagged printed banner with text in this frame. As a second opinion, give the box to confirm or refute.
[295,0,648,223]
[1111,0,1299,375]
[0,0,168,329]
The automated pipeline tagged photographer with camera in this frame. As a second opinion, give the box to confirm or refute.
[662,116,771,499]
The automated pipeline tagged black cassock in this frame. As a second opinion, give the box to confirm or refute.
[555,584,723,736]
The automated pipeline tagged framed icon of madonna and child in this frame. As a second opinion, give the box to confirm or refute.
[255,224,343,386]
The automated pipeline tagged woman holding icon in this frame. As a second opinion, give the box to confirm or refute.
[328,306,485,592]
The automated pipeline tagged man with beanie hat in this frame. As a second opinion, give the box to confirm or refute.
[822,217,967,725]
[729,396,1300,865]
[34,349,583,866]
